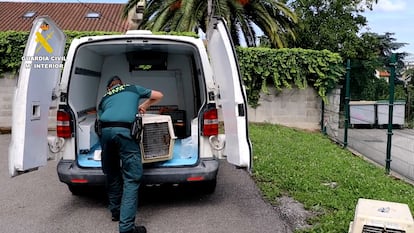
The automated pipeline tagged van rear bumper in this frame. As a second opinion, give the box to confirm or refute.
[57,159,219,186]
[142,159,219,184]
[57,160,106,185]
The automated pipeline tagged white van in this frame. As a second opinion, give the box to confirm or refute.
[8,16,252,195]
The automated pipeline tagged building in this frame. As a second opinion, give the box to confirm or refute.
[375,70,390,82]
[0,2,129,32]
[402,61,414,85]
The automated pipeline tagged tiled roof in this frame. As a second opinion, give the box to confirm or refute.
[379,71,390,77]
[0,2,129,32]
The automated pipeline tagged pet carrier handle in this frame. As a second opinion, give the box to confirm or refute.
[131,113,143,142]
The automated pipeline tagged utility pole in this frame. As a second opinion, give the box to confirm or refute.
[127,0,146,30]
[207,0,214,28]
[208,0,212,19]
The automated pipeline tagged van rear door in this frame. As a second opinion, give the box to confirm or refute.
[9,16,66,177]
[207,17,252,170]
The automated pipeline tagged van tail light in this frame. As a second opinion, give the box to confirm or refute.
[202,108,219,136]
[70,178,88,184]
[57,110,72,138]
[187,176,205,182]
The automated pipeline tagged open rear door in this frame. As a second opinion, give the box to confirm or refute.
[207,17,252,170]
[9,16,66,177]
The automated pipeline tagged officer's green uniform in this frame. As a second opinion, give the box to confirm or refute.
[98,83,151,233]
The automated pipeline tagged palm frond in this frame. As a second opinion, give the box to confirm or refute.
[123,0,298,47]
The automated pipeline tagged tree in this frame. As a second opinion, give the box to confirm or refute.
[346,32,382,100]
[344,32,408,100]
[285,0,378,58]
[373,32,408,79]
[123,0,298,48]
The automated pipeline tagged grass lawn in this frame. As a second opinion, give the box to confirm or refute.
[250,123,414,233]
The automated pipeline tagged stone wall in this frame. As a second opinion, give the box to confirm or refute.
[323,87,341,138]
[0,75,56,131]
[248,86,340,132]
[0,75,16,130]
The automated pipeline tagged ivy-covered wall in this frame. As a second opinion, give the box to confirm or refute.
[237,47,344,107]
[0,31,345,108]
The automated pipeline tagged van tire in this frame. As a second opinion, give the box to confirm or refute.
[68,185,85,196]
[198,179,217,194]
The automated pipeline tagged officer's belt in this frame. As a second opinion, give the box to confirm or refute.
[101,121,132,129]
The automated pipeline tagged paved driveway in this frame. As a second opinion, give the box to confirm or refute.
[0,133,293,233]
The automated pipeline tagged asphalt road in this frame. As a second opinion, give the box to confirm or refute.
[0,134,291,233]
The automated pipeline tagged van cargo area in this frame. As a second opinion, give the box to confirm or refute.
[65,38,206,169]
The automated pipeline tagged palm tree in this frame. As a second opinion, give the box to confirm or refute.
[122,0,298,48]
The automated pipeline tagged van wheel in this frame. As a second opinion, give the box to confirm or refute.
[199,179,217,194]
[68,185,85,196]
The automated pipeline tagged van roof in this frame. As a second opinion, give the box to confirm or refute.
[77,32,203,45]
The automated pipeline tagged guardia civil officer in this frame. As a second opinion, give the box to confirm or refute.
[98,76,163,233]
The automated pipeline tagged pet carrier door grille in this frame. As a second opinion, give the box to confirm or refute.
[140,114,176,163]
[362,225,405,233]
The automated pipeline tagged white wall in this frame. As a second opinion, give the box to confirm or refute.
[248,86,321,130]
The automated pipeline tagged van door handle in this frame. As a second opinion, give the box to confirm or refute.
[238,103,245,117]
[31,101,41,120]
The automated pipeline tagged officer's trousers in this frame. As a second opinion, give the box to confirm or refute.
[100,127,143,233]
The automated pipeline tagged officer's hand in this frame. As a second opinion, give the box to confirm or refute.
[138,105,147,114]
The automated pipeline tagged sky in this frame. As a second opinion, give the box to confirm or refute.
[1,0,413,61]
[362,0,414,61]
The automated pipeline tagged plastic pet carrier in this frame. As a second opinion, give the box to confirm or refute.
[140,114,176,163]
